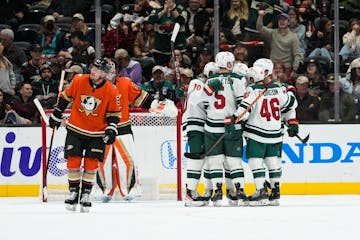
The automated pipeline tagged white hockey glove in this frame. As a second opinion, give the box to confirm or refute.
[150,99,178,118]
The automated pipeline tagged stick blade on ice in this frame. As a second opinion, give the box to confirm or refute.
[171,23,180,43]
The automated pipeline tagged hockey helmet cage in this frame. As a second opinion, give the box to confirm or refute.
[203,61,219,77]
[93,58,111,73]
[215,51,235,69]
[248,66,265,83]
[232,62,249,76]
[253,58,274,76]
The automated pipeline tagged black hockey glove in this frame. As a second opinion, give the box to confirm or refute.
[103,123,117,145]
[49,108,63,129]
[224,115,236,135]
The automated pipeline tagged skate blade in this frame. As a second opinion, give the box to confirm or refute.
[238,200,249,207]
[270,199,280,206]
[80,205,90,213]
[65,204,77,212]
[212,200,222,207]
[124,194,141,201]
[184,200,207,207]
[249,199,270,207]
[227,199,238,207]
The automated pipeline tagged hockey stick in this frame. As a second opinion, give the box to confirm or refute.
[184,88,267,159]
[36,70,65,202]
[170,23,181,88]
[284,122,310,144]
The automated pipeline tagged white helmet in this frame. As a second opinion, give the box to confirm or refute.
[247,66,265,83]
[215,51,235,70]
[232,62,249,76]
[253,58,274,76]
[203,61,219,77]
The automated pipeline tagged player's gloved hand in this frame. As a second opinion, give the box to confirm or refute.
[103,124,117,144]
[224,115,236,135]
[204,79,222,95]
[49,109,63,129]
[287,119,299,137]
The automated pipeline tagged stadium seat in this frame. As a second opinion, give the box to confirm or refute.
[15,24,41,44]
[56,17,73,24]
[56,23,71,32]
[13,41,32,56]
[0,24,11,31]
[25,7,47,24]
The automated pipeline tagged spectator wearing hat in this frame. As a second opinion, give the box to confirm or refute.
[319,74,357,122]
[0,29,27,83]
[257,10,303,80]
[303,57,327,97]
[21,44,47,84]
[64,13,95,49]
[148,0,186,65]
[295,75,320,122]
[67,30,95,66]
[65,64,83,83]
[340,18,360,62]
[31,64,58,109]
[115,48,143,86]
[175,67,193,101]
[141,65,176,102]
[40,15,65,58]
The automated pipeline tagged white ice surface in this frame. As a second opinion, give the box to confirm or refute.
[0,195,359,240]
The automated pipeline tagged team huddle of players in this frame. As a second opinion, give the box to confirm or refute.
[48,50,298,212]
[182,52,299,207]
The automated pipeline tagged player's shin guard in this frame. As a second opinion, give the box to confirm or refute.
[186,158,205,191]
[202,161,212,204]
[224,156,245,206]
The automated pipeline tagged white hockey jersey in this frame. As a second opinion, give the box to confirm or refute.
[182,78,207,134]
[236,83,297,143]
[203,72,247,133]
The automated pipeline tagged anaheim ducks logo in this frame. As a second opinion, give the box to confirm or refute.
[79,95,102,116]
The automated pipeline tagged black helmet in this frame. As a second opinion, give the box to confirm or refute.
[93,58,111,73]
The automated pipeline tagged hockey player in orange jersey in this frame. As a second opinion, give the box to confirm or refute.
[49,58,121,212]
[97,59,178,202]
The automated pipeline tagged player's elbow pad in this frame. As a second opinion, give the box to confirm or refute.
[56,97,69,112]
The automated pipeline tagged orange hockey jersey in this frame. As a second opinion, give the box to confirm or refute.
[114,77,152,127]
[61,74,121,137]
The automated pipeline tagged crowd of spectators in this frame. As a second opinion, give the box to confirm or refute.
[0,0,360,125]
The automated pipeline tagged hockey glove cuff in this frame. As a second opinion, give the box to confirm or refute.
[224,115,236,135]
[49,108,63,129]
[103,123,118,145]
[204,79,222,95]
[287,119,299,137]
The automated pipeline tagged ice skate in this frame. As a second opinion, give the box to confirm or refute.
[80,189,92,213]
[185,188,206,207]
[124,184,142,201]
[248,186,270,207]
[234,183,249,206]
[201,189,213,206]
[226,189,238,206]
[269,182,280,206]
[101,195,112,203]
[65,187,79,212]
[211,183,223,207]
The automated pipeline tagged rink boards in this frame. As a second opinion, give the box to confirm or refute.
[0,124,360,197]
